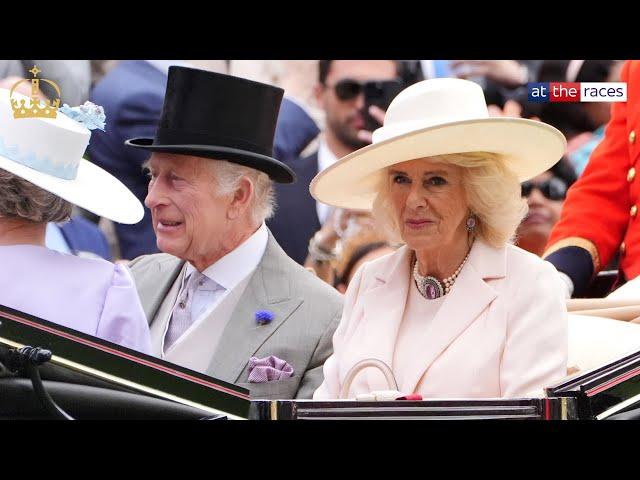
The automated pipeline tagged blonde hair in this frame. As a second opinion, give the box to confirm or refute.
[371,152,528,248]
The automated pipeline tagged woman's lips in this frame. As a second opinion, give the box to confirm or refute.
[405,219,434,230]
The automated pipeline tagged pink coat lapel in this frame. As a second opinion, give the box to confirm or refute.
[358,246,412,391]
[401,241,506,392]
[356,240,507,394]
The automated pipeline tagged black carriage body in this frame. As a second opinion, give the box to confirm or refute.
[0,304,250,420]
[3,304,640,420]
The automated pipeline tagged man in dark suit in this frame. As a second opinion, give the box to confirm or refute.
[87,60,170,260]
[268,60,401,265]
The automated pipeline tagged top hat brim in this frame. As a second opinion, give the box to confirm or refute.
[125,137,296,184]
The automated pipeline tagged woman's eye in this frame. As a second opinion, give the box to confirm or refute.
[393,175,410,184]
[426,176,447,186]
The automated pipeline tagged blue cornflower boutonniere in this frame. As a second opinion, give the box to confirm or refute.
[255,310,274,326]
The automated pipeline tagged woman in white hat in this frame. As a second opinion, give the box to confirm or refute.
[0,88,150,353]
[312,78,569,399]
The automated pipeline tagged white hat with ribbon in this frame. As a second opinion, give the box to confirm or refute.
[0,87,143,224]
[311,78,567,210]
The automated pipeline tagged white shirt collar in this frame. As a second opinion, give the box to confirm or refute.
[185,223,268,291]
[145,60,188,76]
[317,139,338,174]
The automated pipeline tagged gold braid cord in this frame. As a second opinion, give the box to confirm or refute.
[542,237,601,273]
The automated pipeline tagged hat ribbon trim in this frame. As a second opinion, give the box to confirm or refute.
[0,136,78,180]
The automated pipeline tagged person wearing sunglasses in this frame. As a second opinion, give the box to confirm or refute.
[268,60,405,266]
[516,159,577,257]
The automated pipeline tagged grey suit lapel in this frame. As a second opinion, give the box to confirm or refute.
[136,255,185,325]
[206,233,303,383]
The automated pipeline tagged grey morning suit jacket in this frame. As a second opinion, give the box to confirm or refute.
[128,232,343,400]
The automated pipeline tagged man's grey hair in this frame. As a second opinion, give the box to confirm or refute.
[0,168,72,223]
[208,160,276,224]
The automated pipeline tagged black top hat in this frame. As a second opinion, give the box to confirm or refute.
[125,66,295,184]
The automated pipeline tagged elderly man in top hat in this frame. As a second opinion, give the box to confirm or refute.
[126,66,343,399]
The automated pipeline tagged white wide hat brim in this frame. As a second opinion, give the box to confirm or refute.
[310,117,567,211]
[0,154,144,224]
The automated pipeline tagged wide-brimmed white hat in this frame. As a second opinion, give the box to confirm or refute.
[310,78,567,210]
[0,88,143,224]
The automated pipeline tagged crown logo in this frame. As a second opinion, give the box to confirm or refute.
[10,66,61,119]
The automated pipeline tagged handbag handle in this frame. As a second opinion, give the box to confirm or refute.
[339,358,399,399]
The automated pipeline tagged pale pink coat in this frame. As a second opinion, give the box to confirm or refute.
[314,240,568,399]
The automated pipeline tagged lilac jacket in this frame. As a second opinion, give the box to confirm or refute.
[0,244,151,354]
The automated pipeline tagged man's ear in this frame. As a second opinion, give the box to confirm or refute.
[227,176,254,220]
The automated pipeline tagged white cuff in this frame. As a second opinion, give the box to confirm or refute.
[557,271,575,299]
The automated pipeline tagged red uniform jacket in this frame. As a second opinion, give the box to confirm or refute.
[544,60,640,295]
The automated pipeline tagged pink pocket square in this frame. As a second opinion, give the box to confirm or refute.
[247,355,294,383]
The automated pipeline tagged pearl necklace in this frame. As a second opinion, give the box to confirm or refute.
[413,250,471,300]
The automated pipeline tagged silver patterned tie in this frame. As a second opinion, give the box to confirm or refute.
[164,271,207,352]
